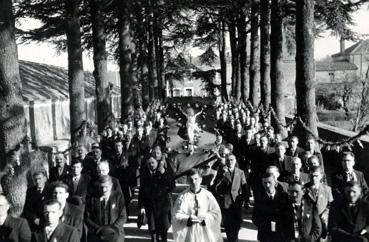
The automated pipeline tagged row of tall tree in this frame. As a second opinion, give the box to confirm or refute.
[0,0,367,168]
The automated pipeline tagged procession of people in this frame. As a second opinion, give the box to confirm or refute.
[1,100,369,242]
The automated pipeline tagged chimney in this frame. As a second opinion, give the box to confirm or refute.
[340,38,346,53]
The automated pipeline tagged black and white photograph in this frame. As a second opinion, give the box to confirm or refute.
[1,0,369,241]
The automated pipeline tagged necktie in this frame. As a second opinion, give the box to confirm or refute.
[45,227,53,240]
[102,198,107,208]
[346,172,355,182]
[194,194,199,216]
[73,177,78,192]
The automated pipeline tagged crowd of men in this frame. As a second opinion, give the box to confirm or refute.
[0,100,369,242]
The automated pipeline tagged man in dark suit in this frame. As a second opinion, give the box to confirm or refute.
[49,153,71,183]
[332,151,369,201]
[329,181,369,242]
[239,128,255,173]
[23,170,53,231]
[131,126,151,166]
[252,173,289,242]
[0,194,31,242]
[302,137,324,173]
[67,159,91,205]
[52,181,84,238]
[85,175,127,242]
[82,145,103,179]
[93,160,123,195]
[214,154,249,242]
[285,157,310,185]
[250,136,274,203]
[229,121,244,159]
[286,136,305,158]
[138,156,175,242]
[31,199,79,242]
[280,181,322,242]
[269,142,293,181]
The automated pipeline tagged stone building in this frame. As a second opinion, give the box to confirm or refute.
[316,39,369,83]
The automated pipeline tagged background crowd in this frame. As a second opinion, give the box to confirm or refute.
[0,100,369,242]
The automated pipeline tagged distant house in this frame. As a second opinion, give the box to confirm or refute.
[316,39,369,83]
[19,60,120,148]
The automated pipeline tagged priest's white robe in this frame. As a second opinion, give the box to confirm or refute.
[172,188,222,242]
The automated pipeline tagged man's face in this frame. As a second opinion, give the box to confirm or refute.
[147,158,158,171]
[216,135,223,144]
[236,123,242,132]
[0,196,10,217]
[342,155,355,172]
[290,138,298,148]
[115,142,123,154]
[226,156,237,170]
[97,164,109,176]
[153,149,162,160]
[34,174,47,188]
[137,127,144,136]
[55,155,65,168]
[292,159,302,172]
[309,157,320,168]
[345,185,361,203]
[100,181,112,197]
[262,176,276,194]
[246,130,253,140]
[107,128,113,137]
[77,146,86,158]
[276,145,286,157]
[289,184,303,204]
[43,204,62,226]
[54,187,69,204]
[122,124,128,132]
[267,129,274,137]
[311,171,322,186]
[188,174,202,192]
[72,163,82,177]
[261,137,268,149]
[307,139,315,151]
[92,148,102,160]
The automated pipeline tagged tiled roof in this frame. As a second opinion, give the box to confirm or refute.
[332,39,369,57]
[316,61,358,72]
[19,60,120,102]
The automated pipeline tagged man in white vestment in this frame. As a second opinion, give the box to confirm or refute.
[172,169,222,242]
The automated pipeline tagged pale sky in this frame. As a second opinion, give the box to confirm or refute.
[17,4,369,71]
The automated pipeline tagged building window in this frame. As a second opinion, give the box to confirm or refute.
[173,88,181,97]
[184,88,193,97]
[329,72,335,82]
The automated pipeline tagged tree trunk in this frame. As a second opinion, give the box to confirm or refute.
[228,16,239,99]
[91,0,110,133]
[147,0,158,100]
[65,0,86,146]
[0,0,27,169]
[238,9,249,102]
[118,0,134,120]
[260,0,271,109]
[157,29,166,101]
[218,19,228,101]
[270,0,286,134]
[295,0,318,138]
[249,0,260,106]
[135,3,150,109]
